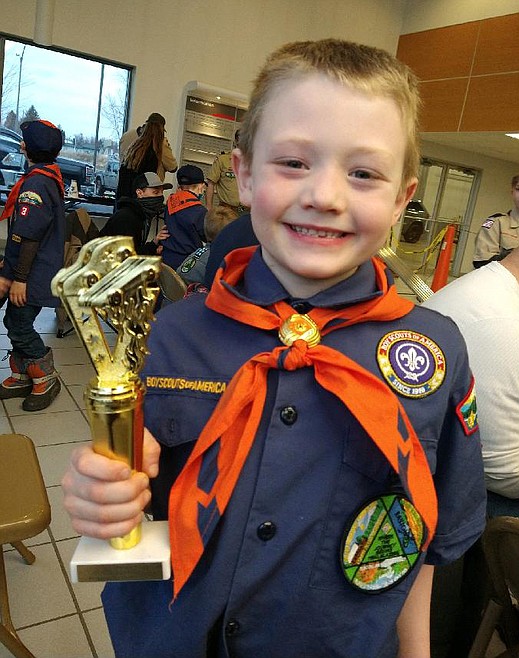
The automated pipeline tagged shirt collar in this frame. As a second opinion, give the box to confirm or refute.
[230,247,386,308]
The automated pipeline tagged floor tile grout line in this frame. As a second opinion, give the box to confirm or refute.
[49,526,99,658]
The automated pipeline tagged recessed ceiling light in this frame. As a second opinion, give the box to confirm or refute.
[506,133,519,140]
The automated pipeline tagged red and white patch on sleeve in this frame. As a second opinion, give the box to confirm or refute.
[19,205,29,217]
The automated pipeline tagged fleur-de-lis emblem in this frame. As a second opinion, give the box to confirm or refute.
[399,347,425,372]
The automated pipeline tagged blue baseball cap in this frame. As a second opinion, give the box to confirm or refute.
[21,119,63,156]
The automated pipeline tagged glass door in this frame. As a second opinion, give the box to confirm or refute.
[396,159,480,279]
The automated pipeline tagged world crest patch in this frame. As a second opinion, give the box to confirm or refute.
[377,330,445,398]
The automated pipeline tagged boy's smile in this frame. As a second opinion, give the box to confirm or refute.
[233,73,417,298]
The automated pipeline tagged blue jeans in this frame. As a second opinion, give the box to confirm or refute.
[3,302,46,359]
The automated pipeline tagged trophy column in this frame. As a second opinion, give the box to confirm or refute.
[51,236,171,582]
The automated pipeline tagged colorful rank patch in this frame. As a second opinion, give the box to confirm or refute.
[18,191,43,206]
[456,377,478,436]
[340,495,425,593]
[377,330,445,398]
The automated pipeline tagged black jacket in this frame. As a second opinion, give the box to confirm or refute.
[99,197,158,255]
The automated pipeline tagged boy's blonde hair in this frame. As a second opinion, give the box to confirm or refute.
[204,205,238,242]
[239,39,422,186]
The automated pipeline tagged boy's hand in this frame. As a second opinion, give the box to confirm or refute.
[154,227,170,244]
[61,428,161,540]
[9,281,27,307]
[0,276,12,298]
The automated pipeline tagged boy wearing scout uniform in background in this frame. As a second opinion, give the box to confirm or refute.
[0,119,65,411]
[63,39,486,657]
[473,174,519,268]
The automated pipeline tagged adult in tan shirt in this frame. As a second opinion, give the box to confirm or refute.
[206,131,247,217]
[473,174,519,268]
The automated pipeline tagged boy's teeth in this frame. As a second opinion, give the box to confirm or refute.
[291,225,343,238]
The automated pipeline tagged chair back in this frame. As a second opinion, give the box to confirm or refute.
[159,263,187,304]
[482,517,519,649]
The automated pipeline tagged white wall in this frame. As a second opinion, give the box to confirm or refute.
[402,0,519,33]
[422,139,518,273]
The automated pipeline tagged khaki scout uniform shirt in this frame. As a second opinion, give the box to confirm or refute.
[473,211,519,263]
[207,152,240,208]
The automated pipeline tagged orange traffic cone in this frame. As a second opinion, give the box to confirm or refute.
[431,224,456,292]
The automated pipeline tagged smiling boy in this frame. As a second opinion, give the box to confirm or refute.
[62,39,485,658]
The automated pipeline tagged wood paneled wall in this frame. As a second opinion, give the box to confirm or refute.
[397,13,519,132]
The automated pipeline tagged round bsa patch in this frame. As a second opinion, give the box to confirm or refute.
[377,330,445,398]
[340,494,425,593]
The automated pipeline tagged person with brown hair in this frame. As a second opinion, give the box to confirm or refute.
[116,113,177,201]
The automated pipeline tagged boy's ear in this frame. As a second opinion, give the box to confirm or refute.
[232,149,252,208]
[391,177,418,226]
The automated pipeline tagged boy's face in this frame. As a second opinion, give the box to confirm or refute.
[136,186,164,198]
[233,74,417,297]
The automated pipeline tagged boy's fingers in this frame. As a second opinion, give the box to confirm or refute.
[70,445,132,481]
[69,511,147,541]
[143,428,161,478]
[62,468,149,505]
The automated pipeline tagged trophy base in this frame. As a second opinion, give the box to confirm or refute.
[70,521,171,583]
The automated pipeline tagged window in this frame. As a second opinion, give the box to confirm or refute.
[0,38,131,191]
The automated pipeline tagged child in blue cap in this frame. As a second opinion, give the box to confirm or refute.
[0,119,65,410]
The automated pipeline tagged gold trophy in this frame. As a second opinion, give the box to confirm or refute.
[52,236,171,582]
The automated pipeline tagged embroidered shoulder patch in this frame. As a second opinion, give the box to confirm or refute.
[377,330,445,398]
[18,191,43,206]
[456,377,478,436]
[180,256,197,273]
[481,218,495,229]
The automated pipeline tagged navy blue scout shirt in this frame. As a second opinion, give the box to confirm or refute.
[2,164,65,307]
[161,190,206,270]
[102,251,486,658]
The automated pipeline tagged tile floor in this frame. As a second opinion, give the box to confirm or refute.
[0,306,115,658]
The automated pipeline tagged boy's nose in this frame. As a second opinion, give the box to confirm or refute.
[301,167,347,213]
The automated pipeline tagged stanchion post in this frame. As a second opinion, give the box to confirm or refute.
[431,224,456,292]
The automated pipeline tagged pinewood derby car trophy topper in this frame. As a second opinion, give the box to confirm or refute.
[51,236,171,583]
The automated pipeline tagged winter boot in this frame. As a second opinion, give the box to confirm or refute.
[0,352,33,399]
[23,348,61,412]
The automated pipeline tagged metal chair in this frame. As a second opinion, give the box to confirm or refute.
[0,434,51,658]
[158,263,187,306]
[469,516,519,658]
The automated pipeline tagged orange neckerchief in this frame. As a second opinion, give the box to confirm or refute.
[166,189,201,215]
[0,164,65,222]
[168,247,438,599]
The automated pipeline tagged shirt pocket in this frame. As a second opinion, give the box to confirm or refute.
[145,389,220,449]
[309,425,395,592]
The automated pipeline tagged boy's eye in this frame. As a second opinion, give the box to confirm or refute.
[351,170,374,180]
[280,159,305,169]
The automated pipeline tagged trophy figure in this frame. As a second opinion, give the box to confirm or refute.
[52,235,171,582]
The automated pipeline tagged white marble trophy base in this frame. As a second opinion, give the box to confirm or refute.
[70,520,171,582]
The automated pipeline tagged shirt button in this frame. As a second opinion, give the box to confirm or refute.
[225,619,240,636]
[280,405,298,425]
[257,521,277,541]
